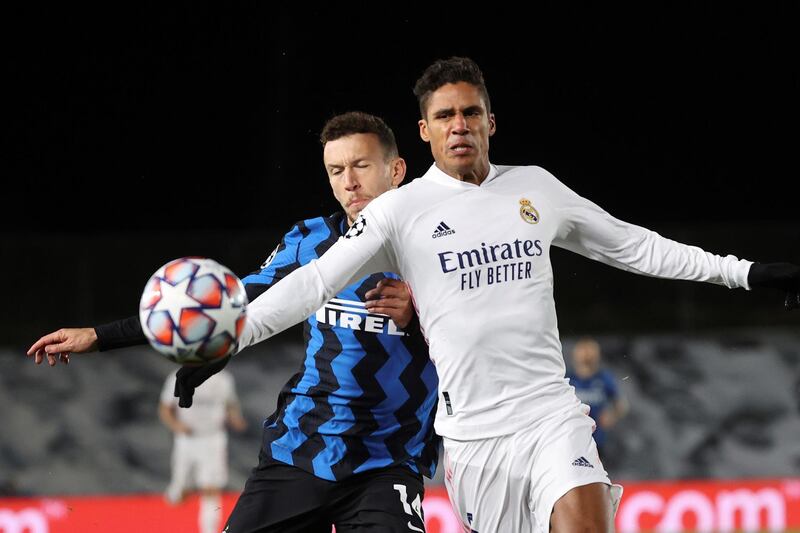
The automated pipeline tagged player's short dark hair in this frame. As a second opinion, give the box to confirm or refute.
[320,111,398,160]
[413,56,492,118]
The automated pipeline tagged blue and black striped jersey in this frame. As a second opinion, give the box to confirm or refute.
[242,212,439,481]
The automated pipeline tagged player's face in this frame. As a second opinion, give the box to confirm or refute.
[572,341,601,376]
[324,133,406,225]
[419,82,496,182]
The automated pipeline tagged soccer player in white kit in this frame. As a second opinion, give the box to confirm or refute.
[159,369,246,533]
[229,58,798,532]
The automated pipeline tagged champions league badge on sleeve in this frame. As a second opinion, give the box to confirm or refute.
[260,245,279,269]
[519,198,540,224]
[345,214,367,239]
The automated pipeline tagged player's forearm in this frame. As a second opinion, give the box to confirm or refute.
[238,218,393,352]
[609,226,753,289]
[560,203,752,288]
[238,259,338,351]
[547,170,753,289]
[95,315,148,351]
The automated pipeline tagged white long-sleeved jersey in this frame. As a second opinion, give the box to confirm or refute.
[239,164,752,441]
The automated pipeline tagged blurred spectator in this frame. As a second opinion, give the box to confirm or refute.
[567,337,629,459]
[0,478,19,497]
[159,369,246,533]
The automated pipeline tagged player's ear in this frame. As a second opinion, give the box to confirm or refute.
[488,113,497,137]
[390,157,406,187]
[419,119,430,143]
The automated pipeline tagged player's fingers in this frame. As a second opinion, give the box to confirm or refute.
[366,298,403,311]
[363,305,396,316]
[364,286,388,300]
[27,331,63,356]
[44,342,72,355]
[365,279,406,300]
[34,350,44,364]
[178,387,194,408]
[60,353,70,365]
[174,369,195,407]
[46,352,58,366]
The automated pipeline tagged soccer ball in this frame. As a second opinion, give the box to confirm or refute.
[139,257,248,364]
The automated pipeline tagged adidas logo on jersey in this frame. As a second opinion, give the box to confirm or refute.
[432,221,455,238]
[572,456,594,468]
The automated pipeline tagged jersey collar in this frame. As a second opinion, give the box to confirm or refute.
[422,162,499,188]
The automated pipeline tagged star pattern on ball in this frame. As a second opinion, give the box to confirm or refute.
[203,290,245,338]
[152,277,200,327]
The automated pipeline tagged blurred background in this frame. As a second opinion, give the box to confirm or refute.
[2,4,799,532]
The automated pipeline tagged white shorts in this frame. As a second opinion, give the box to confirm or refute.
[443,404,623,533]
[167,432,228,497]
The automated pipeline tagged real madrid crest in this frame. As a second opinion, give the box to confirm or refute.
[519,198,540,224]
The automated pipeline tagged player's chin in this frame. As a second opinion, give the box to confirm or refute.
[346,206,363,221]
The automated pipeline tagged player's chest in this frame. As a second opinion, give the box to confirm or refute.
[401,188,560,266]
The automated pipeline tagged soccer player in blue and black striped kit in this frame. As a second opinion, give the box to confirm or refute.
[28,112,439,532]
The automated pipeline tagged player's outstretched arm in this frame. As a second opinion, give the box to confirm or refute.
[26,328,98,366]
[26,315,149,366]
[748,262,800,310]
[239,205,395,351]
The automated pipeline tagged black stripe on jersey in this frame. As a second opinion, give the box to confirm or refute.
[290,322,342,475]
[398,313,440,476]
[381,325,435,476]
[244,220,312,301]
[262,370,305,445]
[328,274,391,479]
[315,212,346,255]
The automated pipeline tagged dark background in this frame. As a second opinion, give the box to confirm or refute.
[3,4,798,343]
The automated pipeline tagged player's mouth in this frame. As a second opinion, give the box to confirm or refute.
[348,197,370,209]
[447,142,474,156]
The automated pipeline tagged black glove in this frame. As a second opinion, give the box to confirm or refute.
[174,355,231,408]
[747,262,800,310]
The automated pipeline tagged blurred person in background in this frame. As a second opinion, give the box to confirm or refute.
[158,368,247,533]
[567,337,628,459]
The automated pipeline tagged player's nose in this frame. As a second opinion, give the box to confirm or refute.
[451,112,469,133]
[342,168,360,190]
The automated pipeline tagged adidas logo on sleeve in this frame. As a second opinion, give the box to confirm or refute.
[571,456,594,468]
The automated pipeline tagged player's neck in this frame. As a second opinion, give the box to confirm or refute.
[436,159,490,186]
[576,365,599,379]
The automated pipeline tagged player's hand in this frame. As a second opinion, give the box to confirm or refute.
[26,328,99,366]
[747,262,800,310]
[365,278,414,329]
[599,411,616,429]
[174,355,231,408]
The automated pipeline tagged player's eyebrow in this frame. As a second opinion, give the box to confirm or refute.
[327,158,368,170]
[462,105,484,116]
[430,106,455,117]
[431,105,484,118]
